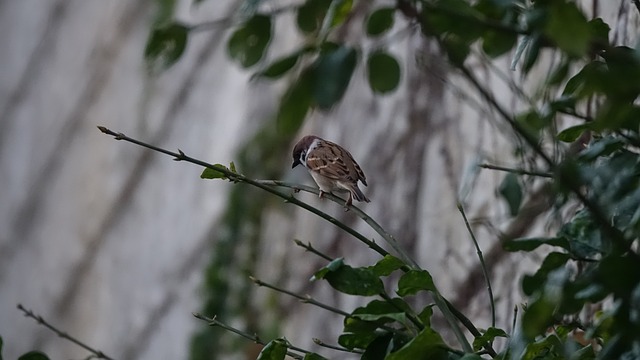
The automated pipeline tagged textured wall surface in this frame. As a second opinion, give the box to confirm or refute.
[0,0,637,359]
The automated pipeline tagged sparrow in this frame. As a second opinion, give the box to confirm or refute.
[292,135,370,207]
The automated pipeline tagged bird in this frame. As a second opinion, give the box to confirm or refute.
[292,135,370,207]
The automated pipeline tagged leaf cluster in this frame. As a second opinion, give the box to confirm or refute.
[143,0,640,359]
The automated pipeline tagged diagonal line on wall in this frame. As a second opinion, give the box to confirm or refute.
[0,0,149,278]
[0,0,68,154]
[52,1,237,324]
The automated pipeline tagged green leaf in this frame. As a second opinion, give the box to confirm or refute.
[0,336,3,360]
[367,51,401,94]
[18,352,50,360]
[362,333,393,360]
[200,165,230,179]
[519,334,565,359]
[442,34,471,66]
[598,255,640,298]
[473,327,508,351]
[332,0,353,28]
[352,299,411,324]
[312,258,344,280]
[369,255,405,276]
[296,0,329,34]
[577,136,624,162]
[547,61,570,86]
[397,270,435,296]
[152,0,177,25]
[544,1,591,57]
[311,46,357,109]
[558,209,608,259]
[254,52,301,79]
[343,316,380,334]
[339,332,378,350]
[326,267,384,296]
[144,22,189,72]
[422,0,484,40]
[516,109,549,135]
[257,338,287,360]
[503,237,570,252]
[522,252,570,295]
[417,304,435,326]
[227,15,272,68]
[313,259,383,296]
[522,299,556,340]
[521,34,542,74]
[366,8,395,37]
[303,353,328,360]
[277,70,313,135]
[557,124,590,142]
[588,18,610,44]
[499,173,522,217]
[562,61,607,98]
[385,327,447,360]
[482,29,517,58]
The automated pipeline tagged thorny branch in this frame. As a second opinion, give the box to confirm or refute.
[17,304,114,360]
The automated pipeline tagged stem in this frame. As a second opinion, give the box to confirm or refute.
[479,163,553,178]
[250,276,351,317]
[17,304,114,360]
[96,126,485,354]
[378,292,424,331]
[256,180,419,268]
[457,203,496,328]
[293,239,423,332]
[251,275,402,335]
[313,338,364,354]
[318,0,340,44]
[192,313,307,359]
[436,298,498,357]
[293,239,334,261]
[97,126,389,258]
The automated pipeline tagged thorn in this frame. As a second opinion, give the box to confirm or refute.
[174,149,186,161]
[114,132,125,140]
[97,125,109,133]
[293,188,301,193]
[313,338,321,345]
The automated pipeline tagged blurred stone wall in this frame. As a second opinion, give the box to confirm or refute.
[0,0,637,359]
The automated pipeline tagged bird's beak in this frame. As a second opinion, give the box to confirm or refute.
[292,158,301,168]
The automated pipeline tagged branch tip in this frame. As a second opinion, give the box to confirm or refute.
[97,126,109,134]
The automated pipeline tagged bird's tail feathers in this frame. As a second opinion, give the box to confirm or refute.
[351,185,370,203]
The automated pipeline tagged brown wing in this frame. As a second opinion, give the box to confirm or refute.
[306,140,367,186]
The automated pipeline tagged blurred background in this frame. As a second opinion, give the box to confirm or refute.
[0,0,637,359]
